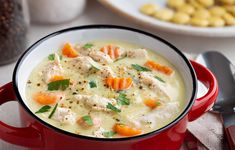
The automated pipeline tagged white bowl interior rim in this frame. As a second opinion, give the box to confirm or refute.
[13,25,197,141]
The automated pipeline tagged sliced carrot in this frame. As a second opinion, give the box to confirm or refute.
[113,78,120,90]
[114,47,120,58]
[62,43,78,58]
[33,92,57,105]
[100,45,120,59]
[105,77,132,91]
[119,78,126,89]
[144,60,174,75]
[106,77,113,87]
[113,124,142,136]
[144,99,161,109]
[49,75,64,82]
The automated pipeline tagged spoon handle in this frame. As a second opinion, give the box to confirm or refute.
[225,125,235,150]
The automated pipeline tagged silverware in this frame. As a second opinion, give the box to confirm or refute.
[196,51,235,150]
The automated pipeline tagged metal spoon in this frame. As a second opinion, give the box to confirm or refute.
[196,51,235,150]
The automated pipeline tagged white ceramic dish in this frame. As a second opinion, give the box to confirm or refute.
[99,0,235,37]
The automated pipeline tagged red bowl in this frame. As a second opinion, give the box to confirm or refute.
[0,25,218,150]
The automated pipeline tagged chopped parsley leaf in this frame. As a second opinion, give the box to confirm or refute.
[47,79,70,91]
[35,105,51,114]
[82,115,93,126]
[89,80,97,88]
[106,103,121,113]
[83,43,93,49]
[131,64,151,72]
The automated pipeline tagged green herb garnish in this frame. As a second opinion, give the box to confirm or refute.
[103,131,116,137]
[106,103,121,113]
[117,93,130,106]
[83,43,93,49]
[48,103,58,119]
[48,79,70,91]
[89,80,97,88]
[131,64,151,72]
[154,76,165,83]
[35,105,51,114]
[48,54,55,60]
[82,115,93,126]
[48,54,62,61]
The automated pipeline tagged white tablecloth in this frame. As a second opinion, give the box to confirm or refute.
[1,1,235,150]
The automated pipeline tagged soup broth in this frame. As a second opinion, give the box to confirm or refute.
[26,41,185,138]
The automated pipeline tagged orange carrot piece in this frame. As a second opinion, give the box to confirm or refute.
[114,124,142,136]
[125,78,132,89]
[145,60,173,75]
[33,92,57,105]
[100,47,108,53]
[100,45,120,59]
[62,43,78,58]
[49,75,64,82]
[119,78,126,89]
[114,47,120,58]
[106,77,113,87]
[113,78,120,90]
[144,99,161,109]
[105,77,132,90]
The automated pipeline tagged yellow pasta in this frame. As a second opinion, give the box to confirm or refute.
[209,17,225,27]
[190,17,209,27]
[139,0,235,28]
[177,4,195,15]
[193,9,211,19]
[167,0,185,8]
[171,12,190,24]
[197,0,214,7]
[139,3,159,16]
[188,0,204,9]
[154,8,174,21]
[223,13,235,25]
[209,6,226,17]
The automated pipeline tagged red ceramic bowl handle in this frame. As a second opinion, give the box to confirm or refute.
[188,60,218,122]
[0,82,42,148]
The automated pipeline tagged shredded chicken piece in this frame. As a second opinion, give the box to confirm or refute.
[74,44,92,56]
[127,49,148,59]
[139,72,170,100]
[93,127,105,138]
[74,94,117,111]
[97,66,115,78]
[41,53,64,83]
[130,102,179,128]
[89,51,113,64]
[54,107,76,125]
[69,56,98,73]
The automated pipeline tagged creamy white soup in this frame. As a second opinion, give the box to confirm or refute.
[26,41,186,138]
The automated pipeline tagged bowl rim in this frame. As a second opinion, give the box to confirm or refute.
[12,25,197,141]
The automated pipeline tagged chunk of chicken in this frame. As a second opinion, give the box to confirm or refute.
[89,51,113,64]
[41,53,64,83]
[74,44,92,56]
[54,107,76,125]
[131,102,179,128]
[139,72,170,100]
[69,56,99,73]
[74,94,117,111]
[127,49,148,59]
[93,127,105,138]
[97,66,115,78]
